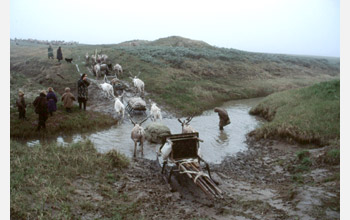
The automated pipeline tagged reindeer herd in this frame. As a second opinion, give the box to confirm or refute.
[84,50,197,158]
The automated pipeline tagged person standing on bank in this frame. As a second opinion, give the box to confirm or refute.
[214,107,231,130]
[33,90,48,131]
[77,73,90,111]
[57,46,63,62]
[61,87,76,113]
[16,91,27,120]
[48,44,54,59]
[46,87,57,116]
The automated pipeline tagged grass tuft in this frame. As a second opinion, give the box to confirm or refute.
[10,140,134,219]
[249,80,340,146]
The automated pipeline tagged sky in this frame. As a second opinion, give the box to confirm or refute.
[10,0,339,57]
[3,0,349,218]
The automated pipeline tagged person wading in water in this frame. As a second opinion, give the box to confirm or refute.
[214,107,231,130]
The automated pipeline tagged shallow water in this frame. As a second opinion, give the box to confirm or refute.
[27,98,264,164]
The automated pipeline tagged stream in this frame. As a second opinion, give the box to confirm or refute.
[27,97,264,164]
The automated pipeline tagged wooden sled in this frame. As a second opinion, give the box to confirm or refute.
[156,132,223,199]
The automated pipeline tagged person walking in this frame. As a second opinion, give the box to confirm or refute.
[46,87,57,116]
[57,46,63,62]
[77,73,90,111]
[61,87,76,113]
[16,91,27,120]
[214,107,231,130]
[48,44,54,59]
[33,90,48,131]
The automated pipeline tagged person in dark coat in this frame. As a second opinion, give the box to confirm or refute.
[46,87,57,116]
[57,46,63,62]
[33,90,48,131]
[48,45,54,59]
[77,73,90,111]
[214,107,231,130]
[16,91,27,120]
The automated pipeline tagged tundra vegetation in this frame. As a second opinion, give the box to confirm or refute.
[10,37,340,218]
[249,79,340,185]
[249,79,340,147]
[10,140,132,219]
[10,36,339,116]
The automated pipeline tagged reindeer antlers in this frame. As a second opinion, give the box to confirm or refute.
[185,116,194,124]
[127,113,136,125]
[139,115,150,125]
[128,71,141,78]
[128,113,149,126]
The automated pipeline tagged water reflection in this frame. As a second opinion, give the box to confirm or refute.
[215,130,229,146]
[26,98,264,164]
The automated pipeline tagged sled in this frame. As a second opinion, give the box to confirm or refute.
[156,132,223,199]
[125,97,147,115]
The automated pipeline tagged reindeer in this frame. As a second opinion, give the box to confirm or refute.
[178,116,196,133]
[130,115,149,157]
[129,72,144,97]
[114,93,125,120]
[100,82,114,99]
[113,63,123,78]
[85,53,90,65]
[150,102,162,122]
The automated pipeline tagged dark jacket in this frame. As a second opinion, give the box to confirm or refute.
[33,93,48,116]
[77,79,90,100]
[16,95,26,111]
[46,91,57,112]
[57,47,63,61]
[48,46,53,56]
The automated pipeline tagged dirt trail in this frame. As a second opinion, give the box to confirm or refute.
[102,138,338,220]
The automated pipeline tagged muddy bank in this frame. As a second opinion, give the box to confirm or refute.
[111,137,339,220]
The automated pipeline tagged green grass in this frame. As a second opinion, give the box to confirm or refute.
[10,140,133,219]
[10,102,117,139]
[11,37,339,116]
[249,79,340,146]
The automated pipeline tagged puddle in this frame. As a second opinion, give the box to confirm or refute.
[27,98,264,164]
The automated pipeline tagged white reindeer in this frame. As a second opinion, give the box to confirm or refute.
[130,116,149,157]
[91,54,96,65]
[100,82,114,99]
[133,76,144,95]
[114,94,125,120]
[129,72,144,96]
[85,53,90,65]
[150,102,162,122]
[100,63,110,75]
[178,116,196,133]
[100,54,109,63]
[93,63,101,77]
[113,64,123,78]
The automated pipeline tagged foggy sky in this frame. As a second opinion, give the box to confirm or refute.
[10,0,340,57]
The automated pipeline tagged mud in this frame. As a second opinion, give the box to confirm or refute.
[104,138,338,220]
[51,65,341,219]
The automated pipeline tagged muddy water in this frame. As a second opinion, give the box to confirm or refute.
[27,98,264,164]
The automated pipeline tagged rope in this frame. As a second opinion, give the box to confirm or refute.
[179,170,209,183]
[178,159,209,183]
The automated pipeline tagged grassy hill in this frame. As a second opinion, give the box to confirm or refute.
[10,36,340,115]
[249,79,340,146]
